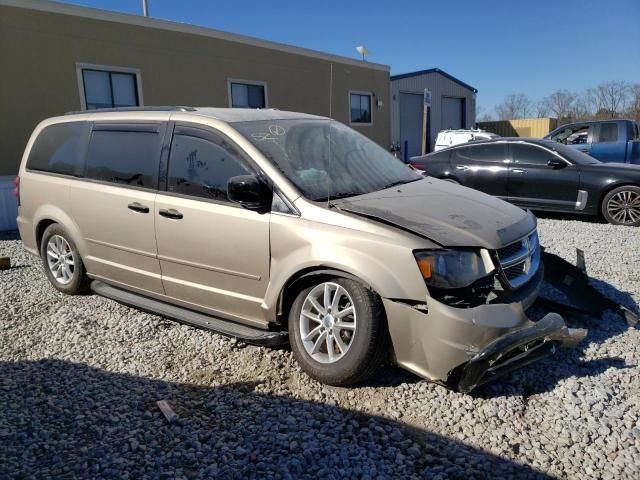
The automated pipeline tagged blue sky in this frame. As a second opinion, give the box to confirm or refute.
[60,0,640,114]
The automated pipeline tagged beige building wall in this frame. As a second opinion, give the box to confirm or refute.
[0,0,390,177]
[477,118,558,138]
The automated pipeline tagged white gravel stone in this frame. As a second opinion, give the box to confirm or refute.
[1,217,639,479]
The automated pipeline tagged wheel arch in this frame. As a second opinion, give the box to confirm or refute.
[35,218,57,253]
[275,266,375,326]
[32,206,87,259]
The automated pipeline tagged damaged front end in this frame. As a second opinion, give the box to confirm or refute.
[383,232,640,393]
[383,288,587,393]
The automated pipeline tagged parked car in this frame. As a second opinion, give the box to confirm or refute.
[545,119,640,164]
[411,138,640,226]
[434,129,498,151]
[16,107,584,392]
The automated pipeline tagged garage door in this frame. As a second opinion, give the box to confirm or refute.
[441,97,464,130]
[400,93,423,159]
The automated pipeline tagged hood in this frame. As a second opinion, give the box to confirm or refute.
[334,178,536,249]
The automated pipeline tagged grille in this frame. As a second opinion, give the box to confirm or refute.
[497,240,528,265]
[497,231,540,288]
[504,262,526,280]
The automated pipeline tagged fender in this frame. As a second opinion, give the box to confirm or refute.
[32,204,87,260]
[261,216,431,319]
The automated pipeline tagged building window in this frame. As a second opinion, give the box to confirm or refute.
[229,81,266,109]
[350,92,372,124]
[77,65,141,110]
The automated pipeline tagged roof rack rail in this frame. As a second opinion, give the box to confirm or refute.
[64,106,196,115]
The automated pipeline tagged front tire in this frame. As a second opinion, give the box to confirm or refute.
[601,186,640,226]
[40,223,90,294]
[288,278,389,386]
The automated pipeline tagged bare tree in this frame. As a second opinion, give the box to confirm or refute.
[535,98,551,118]
[475,104,494,122]
[571,93,594,122]
[590,81,631,118]
[495,94,532,120]
[627,84,640,123]
[542,90,576,122]
[477,112,494,122]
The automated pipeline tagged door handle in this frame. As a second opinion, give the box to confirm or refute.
[127,202,149,213]
[511,169,525,174]
[455,165,469,171]
[578,148,589,153]
[159,208,183,220]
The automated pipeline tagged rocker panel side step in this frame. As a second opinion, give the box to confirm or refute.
[90,280,288,346]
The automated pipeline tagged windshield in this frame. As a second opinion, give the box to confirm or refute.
[233,119,421,201]
[543,141,601,165]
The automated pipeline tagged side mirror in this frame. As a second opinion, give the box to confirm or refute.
[227,175,272,210]
[547,159,566,169]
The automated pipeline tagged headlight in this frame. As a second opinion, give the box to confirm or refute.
[414,249,495,289]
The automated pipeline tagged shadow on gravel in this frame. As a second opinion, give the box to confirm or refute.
[0,359,555,479]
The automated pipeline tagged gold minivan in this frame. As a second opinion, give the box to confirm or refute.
[16,107,584,392]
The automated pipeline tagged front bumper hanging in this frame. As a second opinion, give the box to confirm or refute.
[449,313,586,393]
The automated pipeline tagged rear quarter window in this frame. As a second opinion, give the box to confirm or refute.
[26,122,88,176]
[453,143,507,163]
[597,123,618,143]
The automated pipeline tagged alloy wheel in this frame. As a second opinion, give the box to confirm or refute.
[299,282,357,364]
[607,190,640,225]
[46,235,75,285]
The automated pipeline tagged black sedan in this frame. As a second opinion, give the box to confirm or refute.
[410,138,640,226]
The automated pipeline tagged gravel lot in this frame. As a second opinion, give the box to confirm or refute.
[1,218,639,479]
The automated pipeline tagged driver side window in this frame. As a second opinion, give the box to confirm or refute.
[511,144,557,166]
[167,127,251,203]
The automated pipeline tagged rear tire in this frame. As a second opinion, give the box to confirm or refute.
[288,277,389,386]
[40,223,90,294]
[601,186,640,226]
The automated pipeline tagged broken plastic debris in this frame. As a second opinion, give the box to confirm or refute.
[539,249,639,327]
[156,400,178,422]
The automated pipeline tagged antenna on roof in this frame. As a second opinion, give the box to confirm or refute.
[142,0,149,17]
[355,45,369,62]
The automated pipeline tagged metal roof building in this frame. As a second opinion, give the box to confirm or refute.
[391,68,477,160]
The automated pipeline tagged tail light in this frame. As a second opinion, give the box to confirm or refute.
[409,163,425,171]
[13,176,20,206]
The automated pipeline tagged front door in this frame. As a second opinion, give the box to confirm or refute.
[449,143,510,197]
[70,122,166,295]
[154,124,271,326]
[507,143,579,211]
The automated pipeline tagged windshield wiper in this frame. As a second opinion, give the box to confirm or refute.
[381,177,422,190]
[326,191,364,201]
